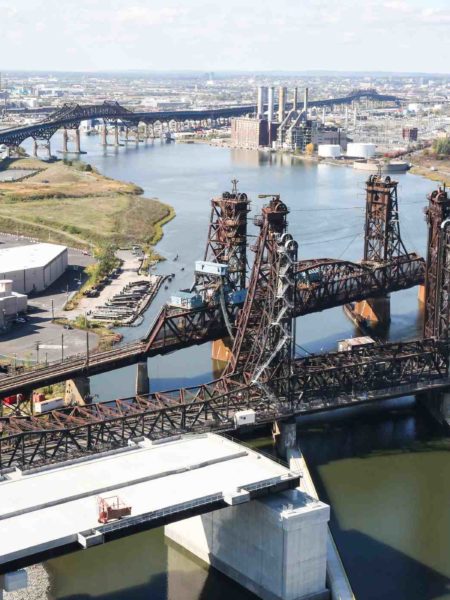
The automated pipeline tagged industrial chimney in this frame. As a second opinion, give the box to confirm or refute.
[278,86,286,123]
[293,87,298,112]
[303,87,309,113]
[267,87,274,123]
[257,86,266,119]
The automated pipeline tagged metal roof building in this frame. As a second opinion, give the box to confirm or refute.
[0,243,68,294]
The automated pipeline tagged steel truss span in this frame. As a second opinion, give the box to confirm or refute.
[0,253,424,398]
[0,338,447,469]
[0,89,401,147]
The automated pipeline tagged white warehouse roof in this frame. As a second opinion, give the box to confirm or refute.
[0,243,67,274]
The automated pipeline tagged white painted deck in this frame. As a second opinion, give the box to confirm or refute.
[0,434,298,568]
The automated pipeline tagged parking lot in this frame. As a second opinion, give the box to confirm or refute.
[0,235,97,365]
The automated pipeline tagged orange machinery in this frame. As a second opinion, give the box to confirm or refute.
[97,495,132,524]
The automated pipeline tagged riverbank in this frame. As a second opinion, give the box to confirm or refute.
[0,157,173,250]
[409,149,450,186]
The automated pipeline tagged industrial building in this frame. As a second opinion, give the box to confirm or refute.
[231,85,347,153]
[230,117,271,149]
[0,243,68,294]
[0,280,27,328]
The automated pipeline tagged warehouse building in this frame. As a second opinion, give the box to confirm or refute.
[0,280,27,328]
[0,243,68,294]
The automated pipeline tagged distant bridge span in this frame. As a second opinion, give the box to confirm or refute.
[0,89,402,147]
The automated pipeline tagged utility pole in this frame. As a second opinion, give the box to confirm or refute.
[61,334,64,362]
[51,299,54,320]
[35,341,40,365]
[85,313,90,367]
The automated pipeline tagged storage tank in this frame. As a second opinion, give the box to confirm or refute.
[318,144,341,158]
[346,143,376,158]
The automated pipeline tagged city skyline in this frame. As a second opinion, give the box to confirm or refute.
[0,0,449,73]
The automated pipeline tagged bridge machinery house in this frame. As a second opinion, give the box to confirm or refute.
[0,243,68,295]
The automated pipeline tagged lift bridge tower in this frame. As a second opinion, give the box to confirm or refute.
[201,180,251,363]
[353,174,409,326]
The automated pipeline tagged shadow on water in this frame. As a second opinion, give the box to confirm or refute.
[328,528,450,600]
[47,528,256,600]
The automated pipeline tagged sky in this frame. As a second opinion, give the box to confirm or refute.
[0,0,449,73]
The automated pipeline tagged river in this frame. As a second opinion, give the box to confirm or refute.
[33,135,449,600]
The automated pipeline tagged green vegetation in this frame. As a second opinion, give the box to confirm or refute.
[432,137,450,158]
[0,158,174,248]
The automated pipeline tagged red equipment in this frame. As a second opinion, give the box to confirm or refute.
[97,495,132,524]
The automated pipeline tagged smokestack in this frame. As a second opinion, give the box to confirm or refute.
[267,87,274,123]
[257,86,265,119]
[293,87,298,112]
[278,86,286,123]
[303,87,309,113]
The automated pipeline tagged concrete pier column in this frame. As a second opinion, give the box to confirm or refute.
[136,360,150,396]
[274,418,297,459]
[101,123,107,146]
[135,128,139,145]
[165,487,330,600]
[351,295,391,326]
[145,123,149,139]
[32,138,38,158]
[211,337,233,363]
[418,284,426,304]
[62,128,68,153]
[417,391,450,428]
[75,128,81,154]
[65,376,91,406]
[125,127,129,143]
[114,123,119,146]
[47,140,52,160]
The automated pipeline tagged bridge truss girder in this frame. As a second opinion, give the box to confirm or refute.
[0,337,447,469]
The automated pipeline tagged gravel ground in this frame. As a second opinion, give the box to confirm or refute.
[4,564,50,600]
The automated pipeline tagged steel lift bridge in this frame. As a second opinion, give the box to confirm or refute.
[0,176,425,400]
[2,180,449,469]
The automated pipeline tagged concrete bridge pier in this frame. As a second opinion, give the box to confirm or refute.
[65,376,91,406]
[418,284,426,304]
[101,123,108,146]
[32,138,38,158]
[136,360,150,396]
[114,123,119,146]
[125,127,129,143]
[165,469,330,600]
[62,128,68,153]
[274,418,298,459]
[74,128,81,154]
[46,140,52,160]
[350,295,391,327]
[417,391,450,429]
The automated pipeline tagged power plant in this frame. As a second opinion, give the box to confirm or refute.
[231,85,347,151]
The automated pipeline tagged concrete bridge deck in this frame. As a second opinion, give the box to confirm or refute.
[0,433,299,575]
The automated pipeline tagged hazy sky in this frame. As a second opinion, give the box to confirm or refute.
[1,0,449,73]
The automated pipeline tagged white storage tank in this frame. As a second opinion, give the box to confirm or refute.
[318,144,341,158]
[347,143,376,159]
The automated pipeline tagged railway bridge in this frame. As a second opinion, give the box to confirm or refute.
[1,178,449,469]
[0,176,424,399]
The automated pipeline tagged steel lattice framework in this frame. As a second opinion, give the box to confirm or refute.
[363,175,409,265]
[2,183,448,469]
[423,187,450,339]
[0,338,447,469]
[203,181,250,291]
